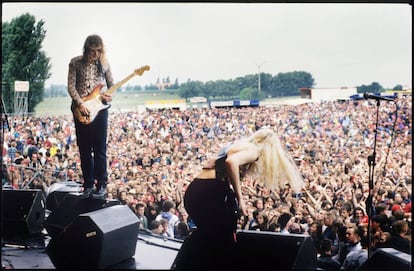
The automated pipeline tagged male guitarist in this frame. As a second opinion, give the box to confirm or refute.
[67,34,114,199]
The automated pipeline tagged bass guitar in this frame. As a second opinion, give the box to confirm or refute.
[73,65,150,125]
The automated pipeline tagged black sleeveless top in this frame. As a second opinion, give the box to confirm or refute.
[215,145,230,181]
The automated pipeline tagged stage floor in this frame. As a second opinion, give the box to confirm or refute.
[1,230,182,270]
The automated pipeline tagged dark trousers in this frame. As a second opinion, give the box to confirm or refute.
[173,178,238,270]
[184,178,238,233]
[74,109,108,189]
[172,229,237,270]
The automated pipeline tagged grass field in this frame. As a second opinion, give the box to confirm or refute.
[34,91,182,116]
[34,92,303,117]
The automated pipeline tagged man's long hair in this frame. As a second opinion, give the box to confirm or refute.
[244,128,304,193]
[82,34,107,67]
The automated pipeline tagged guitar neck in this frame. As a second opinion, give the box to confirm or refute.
[104,72,136,96]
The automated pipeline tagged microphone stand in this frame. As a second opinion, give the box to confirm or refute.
[365,98,383,259]
[22,168,44,189]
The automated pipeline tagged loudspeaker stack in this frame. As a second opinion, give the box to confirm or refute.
[45,181,82,212]
[43,191,139,269]
[359,247,411,271]
[2,189,46,242]
[235,230,317,270]
[43,192,120,238]
[46,204,140,269]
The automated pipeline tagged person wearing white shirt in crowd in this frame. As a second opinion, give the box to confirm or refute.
[340,224,368,271]
[155,200,179,238]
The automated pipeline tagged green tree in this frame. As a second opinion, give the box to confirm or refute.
[203,79,236,100]
[177,71,314,100]
[240,87,265,100]
[220,79,239,99]
[356,82,383,93]
[270,71,314,97]
[258,72,273,94]
[204,80,220,99]
[392,84,403,91]
[178,80,204,100]
[239,74,258,90]
[2,13,51,113]
[172,78,179,89]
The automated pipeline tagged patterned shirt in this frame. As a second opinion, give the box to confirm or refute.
[67,56,114,106]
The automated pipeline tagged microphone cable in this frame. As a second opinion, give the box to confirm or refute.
[381,102,400,179]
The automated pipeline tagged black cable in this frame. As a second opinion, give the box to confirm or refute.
[381,103,399,178]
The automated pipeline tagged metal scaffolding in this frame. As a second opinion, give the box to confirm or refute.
[14,81,29,116]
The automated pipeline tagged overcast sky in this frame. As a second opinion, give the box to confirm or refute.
[2,2,412,89]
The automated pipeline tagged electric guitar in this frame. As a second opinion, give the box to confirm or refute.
[73,65,150,125]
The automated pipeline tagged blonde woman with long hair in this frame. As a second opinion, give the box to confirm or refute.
[173,128,304,270]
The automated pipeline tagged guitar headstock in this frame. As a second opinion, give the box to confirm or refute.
[134,65,151,76]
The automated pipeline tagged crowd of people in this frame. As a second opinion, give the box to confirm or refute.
[2,95,412,270]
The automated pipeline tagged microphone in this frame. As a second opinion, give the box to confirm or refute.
[363,92,395,102]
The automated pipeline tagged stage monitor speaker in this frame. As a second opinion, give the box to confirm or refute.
[235,230,317,270]
[2,189,46,240]
[45,181,82,211]
[359,248,411,271]
[44,192,120,239]
[46,204,140,269]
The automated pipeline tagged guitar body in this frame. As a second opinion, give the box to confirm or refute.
[72,84,111,125]
[72,65,150,125]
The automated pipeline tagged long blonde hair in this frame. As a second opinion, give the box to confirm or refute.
[243,128,304,193]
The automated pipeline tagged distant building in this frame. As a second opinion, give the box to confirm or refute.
[299,87,357,101]
[209,100,260,108]
[156,81,173,90]
[145,99,187,110]
[384,89,412,98]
